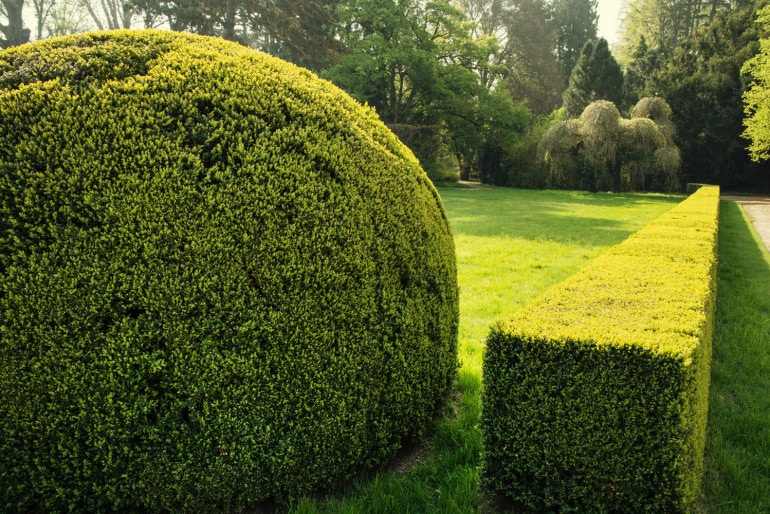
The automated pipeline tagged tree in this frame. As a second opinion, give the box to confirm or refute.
[43,0,94,36]
[618,0,748,61]
[562,38,624,118]
[327,0,493,179]
[504,0,565,114]
[540,98,680,192]
[648,1,770,190]
[131,0,341,70]
[456,0,521,89]
[79,0,136,30]
[549,0,598,80]
[476,83,531,185]
[0,0,30,48]
[458,0,564,114]
[31,0,56,39]
[743,5,770,161]
[622,35,666,110]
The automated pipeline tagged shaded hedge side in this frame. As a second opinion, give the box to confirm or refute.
[0,30,458,511]
[482,186,719,512]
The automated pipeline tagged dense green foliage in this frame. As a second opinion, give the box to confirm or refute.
[640,1,770,191]
[324,0,537,184]
[324,0,471,179]
[742,5,770,162]
[482,186,719,512]
[621,35,666,110]
[0,30,458,511]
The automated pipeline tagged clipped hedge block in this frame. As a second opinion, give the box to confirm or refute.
[0,30,458,511]
[482,186,719,512]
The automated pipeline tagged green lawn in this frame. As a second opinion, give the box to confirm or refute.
[698,201,770,513]
[290,188,769,513]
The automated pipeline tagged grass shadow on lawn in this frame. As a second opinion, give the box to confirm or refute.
[699,200,770,513]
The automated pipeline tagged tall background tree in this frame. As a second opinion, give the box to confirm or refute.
[504,0,564,114]
[327,0,477,178]
[562,38,624,118]
[548,0,598,80]
[455,0,563,114]
[622,35,666,109]
[647,1,770,191]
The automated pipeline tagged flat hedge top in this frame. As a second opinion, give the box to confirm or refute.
[497,186,720,360]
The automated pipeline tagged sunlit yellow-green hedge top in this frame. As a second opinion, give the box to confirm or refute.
[482,185,719,513]
[0,30,458,512]
[498,186,719,360]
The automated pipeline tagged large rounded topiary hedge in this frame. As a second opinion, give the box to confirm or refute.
[0,30,458,511]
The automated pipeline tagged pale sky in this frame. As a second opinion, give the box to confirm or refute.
[597,0,624,47]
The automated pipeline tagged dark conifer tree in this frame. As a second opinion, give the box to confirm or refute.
[562,40,595,117]
[622,36,665,111]
[562,38,623,118]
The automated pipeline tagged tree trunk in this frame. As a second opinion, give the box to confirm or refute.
[222,0,237,42]
[0,0,30,49]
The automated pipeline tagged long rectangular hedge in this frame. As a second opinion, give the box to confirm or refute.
[481,186,720,513]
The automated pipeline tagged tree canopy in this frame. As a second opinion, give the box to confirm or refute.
[648,1,770,190]
[742,5,770,161]
[618,0,748,60]
[549,0,598,79]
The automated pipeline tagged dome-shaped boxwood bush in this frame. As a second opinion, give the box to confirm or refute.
[0,30,458,512]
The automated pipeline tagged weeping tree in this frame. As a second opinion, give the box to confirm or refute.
[580,100,622,191]
[540,97,680,192]
[624,96,681,191]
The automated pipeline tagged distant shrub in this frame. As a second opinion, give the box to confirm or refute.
[0,30,458,511]
[482,186,719,512]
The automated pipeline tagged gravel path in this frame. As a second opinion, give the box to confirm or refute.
[722,196,770,252]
